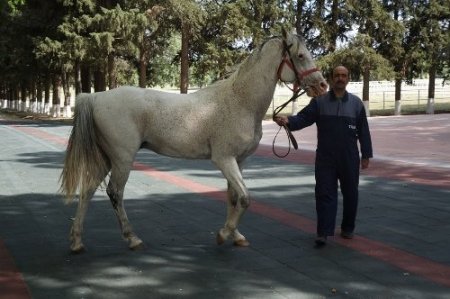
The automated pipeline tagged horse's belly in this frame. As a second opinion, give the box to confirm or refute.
[142,139,212,160]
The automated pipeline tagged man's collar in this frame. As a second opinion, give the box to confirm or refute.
[330,89,348,102]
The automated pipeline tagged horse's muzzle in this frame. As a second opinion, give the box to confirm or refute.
[306,81,328,97]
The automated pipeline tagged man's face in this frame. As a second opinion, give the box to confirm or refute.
[332,67,349,90]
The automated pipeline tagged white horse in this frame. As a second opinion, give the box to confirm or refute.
[60,29,328,253]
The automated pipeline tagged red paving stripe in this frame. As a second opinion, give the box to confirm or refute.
[255,144,450,190]
[133,161,450,288]
[11,125,68,146]
[0,240,31,299]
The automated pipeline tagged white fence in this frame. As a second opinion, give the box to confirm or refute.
[271,79,450,115]
[2,79,449,117]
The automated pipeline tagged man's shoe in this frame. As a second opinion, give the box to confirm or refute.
[340,230,354,239]
[315,235,327,246]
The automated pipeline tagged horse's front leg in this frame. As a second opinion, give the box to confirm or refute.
[212,157,250,246]
[107,164,143,250]
[218,184,250,246]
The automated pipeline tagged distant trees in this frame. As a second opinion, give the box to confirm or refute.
[0,0,449,115]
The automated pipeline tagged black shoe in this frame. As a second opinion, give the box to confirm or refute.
[340,230,354,239]
[315,235,327,246]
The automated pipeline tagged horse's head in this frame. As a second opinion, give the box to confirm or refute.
[278,30,328,97]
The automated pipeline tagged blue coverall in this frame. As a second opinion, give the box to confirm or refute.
[287,90,373,236]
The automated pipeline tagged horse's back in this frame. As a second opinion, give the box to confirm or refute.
[78,85,260,160]
[83,87,209,158]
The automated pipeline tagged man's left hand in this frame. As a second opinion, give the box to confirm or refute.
[361,158,370,169]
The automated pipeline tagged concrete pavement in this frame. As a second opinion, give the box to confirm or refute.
[1,112,449,299]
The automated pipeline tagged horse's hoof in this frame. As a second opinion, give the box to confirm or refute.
[70,244,86,254]
[129,238,144,250]
[233,239,250,247]
[216,232,225,245]
[129,242,145,251]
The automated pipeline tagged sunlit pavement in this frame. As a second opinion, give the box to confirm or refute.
[1,113,449,299]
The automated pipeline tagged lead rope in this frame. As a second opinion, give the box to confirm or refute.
[272,89,306,158]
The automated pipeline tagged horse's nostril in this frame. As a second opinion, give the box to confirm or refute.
[320,81,328,90]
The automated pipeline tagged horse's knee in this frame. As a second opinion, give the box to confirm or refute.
[239,194,250,209]
[229,187,250,208]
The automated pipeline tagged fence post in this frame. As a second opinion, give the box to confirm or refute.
[418,90,420,107]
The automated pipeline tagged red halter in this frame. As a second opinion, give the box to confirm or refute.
[272,40,321,158]
[277,52,320,92]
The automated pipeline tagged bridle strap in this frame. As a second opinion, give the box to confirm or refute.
[272,39,316,158]
[278,39,320,89]
[277,55,320,88]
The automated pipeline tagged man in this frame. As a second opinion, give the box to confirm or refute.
[274,66,373,246]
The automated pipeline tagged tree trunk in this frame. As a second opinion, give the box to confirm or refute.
[81,64,91,93]
[94,68,106,92]
[61,71,72,118]
[74,60,82,96]
[394,78,402,115]
[44,75,51,114]
[0,82,6,108]
[294,0,306,34]
[0,82,7,108]
[30,78,36,112]
[362,67,370,116]
[61,71,70,105]
[139,49,147,88]
[328,0,339,53]
[52,74,61,117]
[36,78,43,113]
[180,23,190,94]
[108,54,117,90]
[12,85,19,110]
[426,64,436,114]
[20,82,27,112]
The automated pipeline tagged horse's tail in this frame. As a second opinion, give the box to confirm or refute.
[59,93,110,205]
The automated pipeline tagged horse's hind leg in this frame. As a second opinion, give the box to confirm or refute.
[107,164,143,250]
[70,188,96,253]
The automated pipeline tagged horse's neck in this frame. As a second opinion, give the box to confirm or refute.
[232,39,283,119]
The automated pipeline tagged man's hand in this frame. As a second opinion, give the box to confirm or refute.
[361,158,370,169]
[274,116,289,126]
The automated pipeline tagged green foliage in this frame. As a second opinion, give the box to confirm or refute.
[0,0,448,95]
[319,33,394,81]
[148,33,180,87]
[405,0,450,82]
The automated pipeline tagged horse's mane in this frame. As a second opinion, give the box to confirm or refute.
[202,36,281,90]
[226,36,281,80]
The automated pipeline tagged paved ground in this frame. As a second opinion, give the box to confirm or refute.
[1,111,449,299]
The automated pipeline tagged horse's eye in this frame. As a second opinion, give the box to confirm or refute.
[298,53,304,59]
